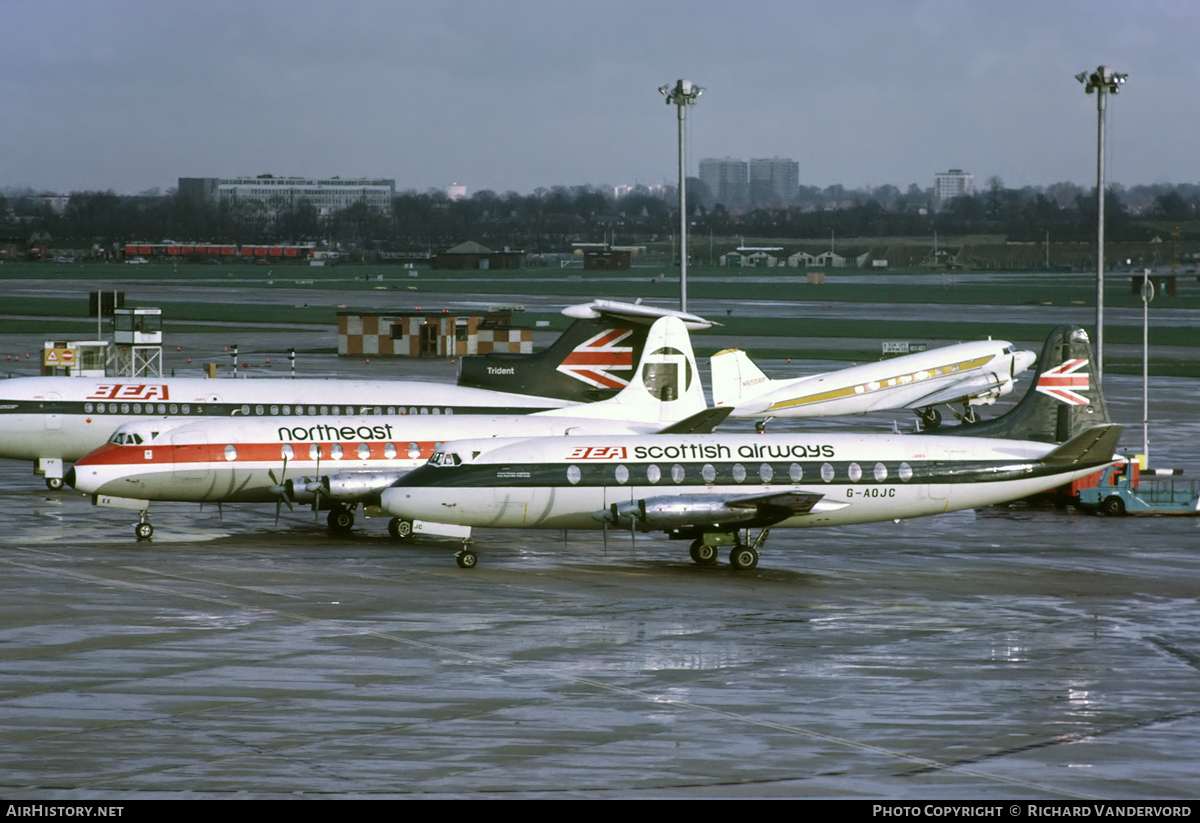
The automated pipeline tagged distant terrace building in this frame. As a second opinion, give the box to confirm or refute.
[434,241,525,270]
[935,169,974,206]
[178,175,395,217]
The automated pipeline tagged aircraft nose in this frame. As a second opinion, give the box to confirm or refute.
[1016,350,1038,374]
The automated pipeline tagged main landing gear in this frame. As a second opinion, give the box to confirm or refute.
[45,477,65,491]
[326,505,356,533]
[918,407,942,430]
[687,527,770,570]
[388,517,413,540]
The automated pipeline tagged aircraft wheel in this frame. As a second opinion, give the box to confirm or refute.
[45,477,64,491]
[135,522,154,540]
[689,539,718,565]
[388,517,414,540]
[1101,496,1127,517]
[729,544,759,570]
[456,550,478,569]
[919,408,941,429]
[327,507,355,532]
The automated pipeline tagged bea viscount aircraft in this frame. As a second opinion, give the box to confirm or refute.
[1,299,711,489]
[380,327,1119,569]
[711,338,1037,429]
[68,316,721,539]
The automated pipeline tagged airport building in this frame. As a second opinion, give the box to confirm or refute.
[178,175,395,216]
[934,169,974,205]
[337,309,533,358]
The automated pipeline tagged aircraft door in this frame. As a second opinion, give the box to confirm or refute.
[45,392,62,430]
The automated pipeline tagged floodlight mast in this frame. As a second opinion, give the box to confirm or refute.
[659,79,703,313]
[1076,65,1127,388]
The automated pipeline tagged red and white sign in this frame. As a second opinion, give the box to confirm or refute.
[86,384,170,402]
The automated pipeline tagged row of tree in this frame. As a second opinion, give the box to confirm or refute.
[3,180,1198,253]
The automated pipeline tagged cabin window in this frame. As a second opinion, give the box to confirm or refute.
[320,406,328,415]
[614,465,629,485]
[294,406,304,416]
[387,407,395,415]
[759,464,773,484]
[848,463,862,482]
[182,405,190,414]
[408,442,420,459]
[898,462,913,482]
[646,465,661,484]
[374,406,383,415]
[157,404,166,414]
[332,406,340,415]
[282,406,291,416]
[282,444,294,460]
[420,407,428,415]
[308,406,316,416]
[121,404,130,414]
[701,464,716,484]
[169,404,178,414]
[445,408,453,416]
[874,463,888,482]
[409,407,417,416]
[357,443,370,460]
[731,464,746,483]
[381,442,395,459]
[256,405,264,415]
[240,405,249,416]
[271,405,279,415]
[85,403,94,413]
[821,463,835,483]
[133,404,142,414]
[309,443,321,460]
[345,406,355,415]
[224,444,237,461]
[671,464,685,484]
[789,463,803,482]
[330,444,343,460]
[567,465,581,485]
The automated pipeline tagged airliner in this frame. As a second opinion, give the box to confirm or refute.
[711,338,1037,429]
[379,326,1118,569]
[2,299,711,489]
[67,316,717,539]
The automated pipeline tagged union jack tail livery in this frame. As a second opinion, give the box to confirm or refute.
[457,300,713,403]
[949,326,1111,444]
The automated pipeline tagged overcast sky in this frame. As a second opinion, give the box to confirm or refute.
[4,0,1197,196]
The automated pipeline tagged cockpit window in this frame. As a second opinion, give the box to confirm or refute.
[429,451,463,467]
[108,432,145,446]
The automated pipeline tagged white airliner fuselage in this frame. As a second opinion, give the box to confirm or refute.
[711,339,1037,421]
[379,425,1121,568]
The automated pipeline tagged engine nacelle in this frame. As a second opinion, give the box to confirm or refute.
[285,476,321,504]
[322,471,409,503]
[614,495,761,529]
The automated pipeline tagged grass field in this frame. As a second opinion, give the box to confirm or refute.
[3,260,1197,375]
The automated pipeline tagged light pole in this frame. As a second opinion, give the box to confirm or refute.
[1076,65,1127,387]
[659,79,703,313]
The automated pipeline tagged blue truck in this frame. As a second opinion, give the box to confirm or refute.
[1078,459,1200,516]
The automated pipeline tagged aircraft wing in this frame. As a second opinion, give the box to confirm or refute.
[604,490,827,530]
[893,372,1008,410]
[656,407,733,434]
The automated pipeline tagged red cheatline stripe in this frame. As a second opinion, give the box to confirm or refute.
[75,441,441,467]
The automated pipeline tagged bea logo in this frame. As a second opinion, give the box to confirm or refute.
[87,384,170,402]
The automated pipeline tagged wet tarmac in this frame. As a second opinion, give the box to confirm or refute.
[2,342,1199,798]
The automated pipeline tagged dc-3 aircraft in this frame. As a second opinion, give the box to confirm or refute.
[1,299,710,489]
[68,316,721,539]
[380,326,1119,569]
[710,338,1037,429]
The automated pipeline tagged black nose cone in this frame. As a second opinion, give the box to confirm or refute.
[64,467,77,489]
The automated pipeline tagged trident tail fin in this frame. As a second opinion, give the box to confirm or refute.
[457,300,712,403]
[947,326,1111,443]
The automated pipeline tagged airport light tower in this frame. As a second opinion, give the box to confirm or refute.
[659,79,703,313]
[1076,65,1127,387]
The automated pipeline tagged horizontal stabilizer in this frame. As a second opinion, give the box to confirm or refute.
[562,299,715,330]
[1040,423,1123,467]
[656,406,733,435]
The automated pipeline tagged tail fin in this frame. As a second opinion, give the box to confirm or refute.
[946,326,1111,443]
[710,348,775,407]
[456,316,645,401]
[541,316,707,424]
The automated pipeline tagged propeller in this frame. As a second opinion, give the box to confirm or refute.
[267,455,293,526]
